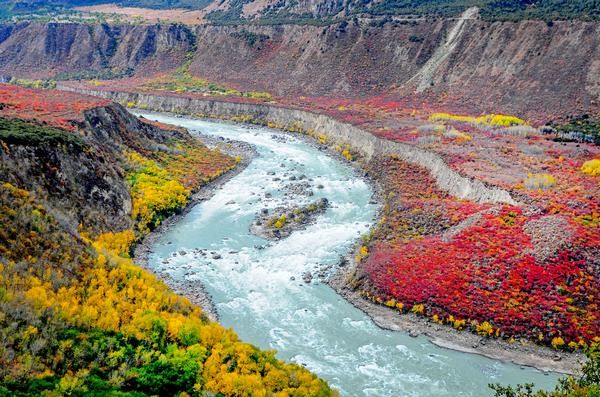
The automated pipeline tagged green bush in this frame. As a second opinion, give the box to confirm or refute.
[0,118,86,150]
[133,348,201,395]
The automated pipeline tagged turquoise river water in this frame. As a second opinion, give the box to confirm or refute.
[137,112,559,397]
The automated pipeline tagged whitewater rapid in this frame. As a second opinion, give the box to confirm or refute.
[137,112,559,396]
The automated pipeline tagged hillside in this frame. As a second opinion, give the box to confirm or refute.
[0,84,336,396]
[0,17,599,119]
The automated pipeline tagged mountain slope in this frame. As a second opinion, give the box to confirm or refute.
[0,22,194,79]
[2,16,596,118]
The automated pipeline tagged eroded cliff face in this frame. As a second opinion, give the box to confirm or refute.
[0,22,194,78]
[1,17,598,116]
[188,18,600,116]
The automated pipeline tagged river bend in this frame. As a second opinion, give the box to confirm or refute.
[137,112,559,396]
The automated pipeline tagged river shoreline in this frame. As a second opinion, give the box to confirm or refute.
[133,132,257,322]
[327,257,582,375]
[134,108,580,377]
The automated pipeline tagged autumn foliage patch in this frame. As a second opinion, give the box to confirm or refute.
[0,84,110,130]
[360,157,599,348]
[0,182,335,396]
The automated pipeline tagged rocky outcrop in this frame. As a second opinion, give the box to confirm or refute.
[0,22,194,78]
[83,102,187,149]
[0,100,190,234]
[62,87,517,205]
[250,198,330,240]
[0,130,132,234]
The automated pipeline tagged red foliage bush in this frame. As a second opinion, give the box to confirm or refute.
[0,84,110,130]
[363,157,599,346]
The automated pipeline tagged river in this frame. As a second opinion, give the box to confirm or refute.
[136,112,559,396]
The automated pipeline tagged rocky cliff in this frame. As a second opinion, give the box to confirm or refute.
[189,16,600,116]
[0,21,194,78]
[0,97,188,235]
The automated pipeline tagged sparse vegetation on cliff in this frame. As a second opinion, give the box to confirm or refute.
[141,60,272,100]
[230,29,270,47]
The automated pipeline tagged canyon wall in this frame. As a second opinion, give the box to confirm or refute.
[1,17,599,116]
[0,22,194,78]
[61,86,517,205]
[188,18,600,116]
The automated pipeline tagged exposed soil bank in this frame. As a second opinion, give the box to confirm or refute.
[133,133,256,322]
[69,89,583,375]
[60,87,516,205]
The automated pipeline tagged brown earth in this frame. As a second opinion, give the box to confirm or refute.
[187,18,600,118]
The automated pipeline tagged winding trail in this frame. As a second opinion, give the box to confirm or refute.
[138,112,559,397]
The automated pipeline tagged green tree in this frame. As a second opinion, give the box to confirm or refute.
[489,347,600,397]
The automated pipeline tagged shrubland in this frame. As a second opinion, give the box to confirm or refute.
[141,61,272,101]
[357,155,598,349]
